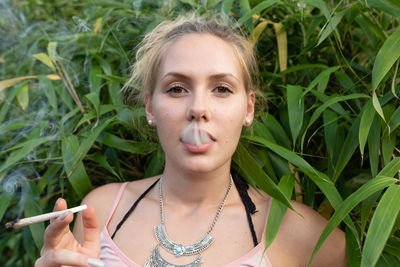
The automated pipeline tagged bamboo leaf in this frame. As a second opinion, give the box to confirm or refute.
[368,115,381,177]
[361,184,400,267]
[287,85,304,146]
[372,29,400,91]
[0,76,37,91]
[71,117,114,172]
[273,22,287,72]
[265,174,295,248]
[23,181,44,249]
[317,9,346,46]
[238,0,279,25]
[367,0,400,18]
[346,225,361,267]
[372,92,387,124]
[16,83,29,110]
[0,136,56,181]
[233,142,295,211]
[98,132,158,154]
[359,99,375,156]
[221,0,234,16]
[47,42,58,61]
[33,53,55,72]
[302,66,341,98]
[252,20,269,46]
[0,193,12,222]
[333,118,360,183]
[62,135,93,198]
[309,176,397,266]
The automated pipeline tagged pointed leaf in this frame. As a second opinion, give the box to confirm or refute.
[33,53,55,72]
[265,174,295,248]
[287,85,304,146]
[372,29,400,91]
[361,185,400,267]
[16,83,29,110]
[309,177,397,266]
[359,99,375,156]
[238,0,279,25]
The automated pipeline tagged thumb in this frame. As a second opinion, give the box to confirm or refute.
[82,204,100,252]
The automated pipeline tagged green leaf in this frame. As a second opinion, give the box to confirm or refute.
[359,99,375,156]
[99,132,158,154]
[287,85,304,146]
[39,76,57,110]
[265,174,295,248]
[309,176,397,266]
[317,9,346,46]
[368,114,381,177]
[332,117,360,183]
[47,42,58,61]
[372,29,400,91]
[302,66,341,97]
[89,64,102,94]
[221,0,234,15]
[237,0,279,25]
[0,136,56,181]
[23,181,44,249]
[71,117,114,172]
[367,0,400,18]
[33,53,55,72]
[361,184,400,267]
[0,193,12,222]
[84,92,100,119]
[346,225,361,267]
[62,135,93,198]
[16,83,29,111]
[233,142,295,212]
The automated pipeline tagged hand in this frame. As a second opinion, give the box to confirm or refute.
[35,198,104,267]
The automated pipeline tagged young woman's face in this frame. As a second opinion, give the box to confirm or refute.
[146,33,255,174]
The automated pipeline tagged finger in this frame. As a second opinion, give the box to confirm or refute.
[43,211,74,249]
[35,249,104,267]
[82,205,100,251]
[50,198,67,223]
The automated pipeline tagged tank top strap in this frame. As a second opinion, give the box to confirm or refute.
[105,182,130,227]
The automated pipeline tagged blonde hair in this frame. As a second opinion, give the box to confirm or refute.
[123,14,258,103]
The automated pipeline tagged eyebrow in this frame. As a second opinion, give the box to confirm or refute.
[161,72,241,83]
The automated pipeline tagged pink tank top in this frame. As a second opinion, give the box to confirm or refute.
[99,182,273,267]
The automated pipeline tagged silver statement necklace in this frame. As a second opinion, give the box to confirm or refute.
[145,175,233,267]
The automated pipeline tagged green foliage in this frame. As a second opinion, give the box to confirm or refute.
[0,0,399,266]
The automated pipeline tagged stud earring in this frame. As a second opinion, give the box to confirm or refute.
[245,118,251,125]
[148,119,153,125]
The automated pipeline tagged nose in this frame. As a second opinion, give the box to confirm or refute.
[186,89,210,122]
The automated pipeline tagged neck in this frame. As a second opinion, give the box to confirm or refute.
[161,164,232,206]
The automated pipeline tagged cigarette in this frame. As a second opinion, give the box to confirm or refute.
[5,204,87,230]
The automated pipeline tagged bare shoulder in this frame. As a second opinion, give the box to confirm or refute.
[72,176,160,242]
[270,201,347,267]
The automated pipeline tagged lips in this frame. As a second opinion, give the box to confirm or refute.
[180,121,215,146]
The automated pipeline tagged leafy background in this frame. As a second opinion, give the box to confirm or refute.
[0,0,399,266]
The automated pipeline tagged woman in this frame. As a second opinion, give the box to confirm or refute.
[35,15,347,267]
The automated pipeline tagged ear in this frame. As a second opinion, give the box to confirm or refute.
[144,94,155,126]
[244,91,255,126]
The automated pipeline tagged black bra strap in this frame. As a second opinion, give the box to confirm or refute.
[111,178,159,239]
[232,172,259,247]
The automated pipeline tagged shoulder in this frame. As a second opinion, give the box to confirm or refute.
[82,177,160,228]
[274,201,347,267]
[72,177,160,242]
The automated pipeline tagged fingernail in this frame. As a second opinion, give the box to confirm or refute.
[58,210,68,221]
[88,258,105,267]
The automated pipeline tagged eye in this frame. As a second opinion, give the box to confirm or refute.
[214,85,233,95]
[167,85,188,96]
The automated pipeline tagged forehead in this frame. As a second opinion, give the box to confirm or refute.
[158,33,243,82]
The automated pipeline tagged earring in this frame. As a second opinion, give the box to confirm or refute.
[245,118,251,125]
[148,119,153,125]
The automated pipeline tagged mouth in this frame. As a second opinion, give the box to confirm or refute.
[180,121,216,146]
